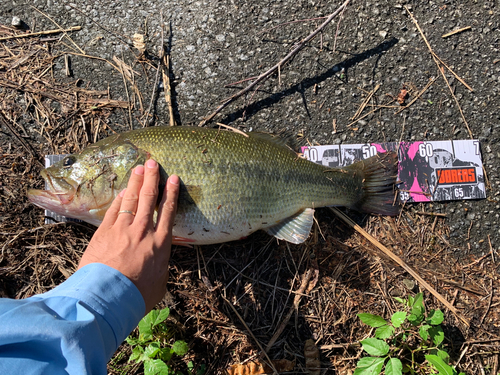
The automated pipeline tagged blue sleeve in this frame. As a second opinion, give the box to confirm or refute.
[0,263,145,375]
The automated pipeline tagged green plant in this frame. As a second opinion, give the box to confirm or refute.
[354,293,465,375]
[126,307,189,375]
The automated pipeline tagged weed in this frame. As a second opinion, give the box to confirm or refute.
[126,307,191,375]
[354,293,465,375]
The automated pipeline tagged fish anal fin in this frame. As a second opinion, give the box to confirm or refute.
[264,208,315,244]
[172,236,196,247]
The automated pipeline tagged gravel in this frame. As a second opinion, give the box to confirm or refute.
[1,0,499,257]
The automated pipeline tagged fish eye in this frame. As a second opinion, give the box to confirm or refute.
[63,156,76,168]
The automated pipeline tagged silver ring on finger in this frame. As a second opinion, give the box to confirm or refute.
[118,210,136,216]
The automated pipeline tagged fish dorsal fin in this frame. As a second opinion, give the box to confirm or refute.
[264,208,315,244]
[248,132,297,150]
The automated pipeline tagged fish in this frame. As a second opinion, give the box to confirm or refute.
[28,126,399,245]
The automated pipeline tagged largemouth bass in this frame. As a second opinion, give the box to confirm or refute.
[28,126,399,245]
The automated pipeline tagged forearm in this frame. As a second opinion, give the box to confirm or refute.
[0,263,145,374]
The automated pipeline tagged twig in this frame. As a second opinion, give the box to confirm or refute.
[414,211,447,217]
[462,252,491,269]
[394,76,437,115]
[436,278,486,296]
[478,279,494,328]
[431,52,474,92]
[351,84,379,121]
[329,207,470,326]
[63,2,135,51]
[144,59,161,128]
[118,52,133,130]
[332,1,348,53]
[347,99,395,127]
[265,268,314,352]
[488,234,495,263]
[0,26,82,41]
[30,6,84,54]
[0,112,43,167]
[160,14,176,127]
[222,295,278,375]
[215,123,249,137]
[198,0,351,126]
[62,51,121,74]
[224,75,260,87]
[442,26,471,38]
[405,6,473,139]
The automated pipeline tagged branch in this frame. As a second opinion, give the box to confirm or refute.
[198,0,351,126]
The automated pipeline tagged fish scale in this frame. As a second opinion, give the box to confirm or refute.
[28,126,399,245]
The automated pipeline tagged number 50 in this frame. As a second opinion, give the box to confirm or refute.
[362,144,377,159]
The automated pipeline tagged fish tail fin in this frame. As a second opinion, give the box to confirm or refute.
[347,151,400,216]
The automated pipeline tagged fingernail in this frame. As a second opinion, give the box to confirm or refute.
[134,165,145,175]
[146,159,157,168]
[119,188,126,197]
[169,175,179,185]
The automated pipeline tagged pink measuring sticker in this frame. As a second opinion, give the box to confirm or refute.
[301,140,486,203]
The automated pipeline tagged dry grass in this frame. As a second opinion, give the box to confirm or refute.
[0,22,499,375]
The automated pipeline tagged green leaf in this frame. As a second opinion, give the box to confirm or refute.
[408,295,414,306]
[419,324,431,341]
[375,325,395,339]
[145,342,161,359]
[425,354,454,375]
[429,326,445,346]
[354,357,385,375]
[172,340,189,356]
[126,336,140,346]
[139,311,156,341]
[412,293,424,310]
[393,297,406,305]
[153,307,170,328]
[159,347,173,362]
[196,364,207,375]
[435,349,450,363]
[391,311,407,328]
[408,306,425,326]
[358,313,388,328]
[144,358,171,375]
[385,358,403,375]
[360,338,390,357]
[427,309,444,325]
[142,310,158,329]
[129,346,145,363]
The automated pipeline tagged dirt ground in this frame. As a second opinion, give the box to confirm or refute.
[0,0,499,374]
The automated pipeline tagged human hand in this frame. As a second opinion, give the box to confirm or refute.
[79,159,180,313]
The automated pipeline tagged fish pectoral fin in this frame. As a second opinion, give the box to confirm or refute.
[264,208,315,244]
[179,185,203,206]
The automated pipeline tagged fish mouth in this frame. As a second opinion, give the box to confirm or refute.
[27,170,78,212]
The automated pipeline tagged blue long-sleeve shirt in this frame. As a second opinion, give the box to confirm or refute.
[0,263,145,374]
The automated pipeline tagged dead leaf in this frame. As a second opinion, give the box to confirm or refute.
[306,268,319,294]
[133,33,146,53]
[397,89,408,105]
[112,56,141,79]
[227,359,295,375]
[304,339,320,375]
